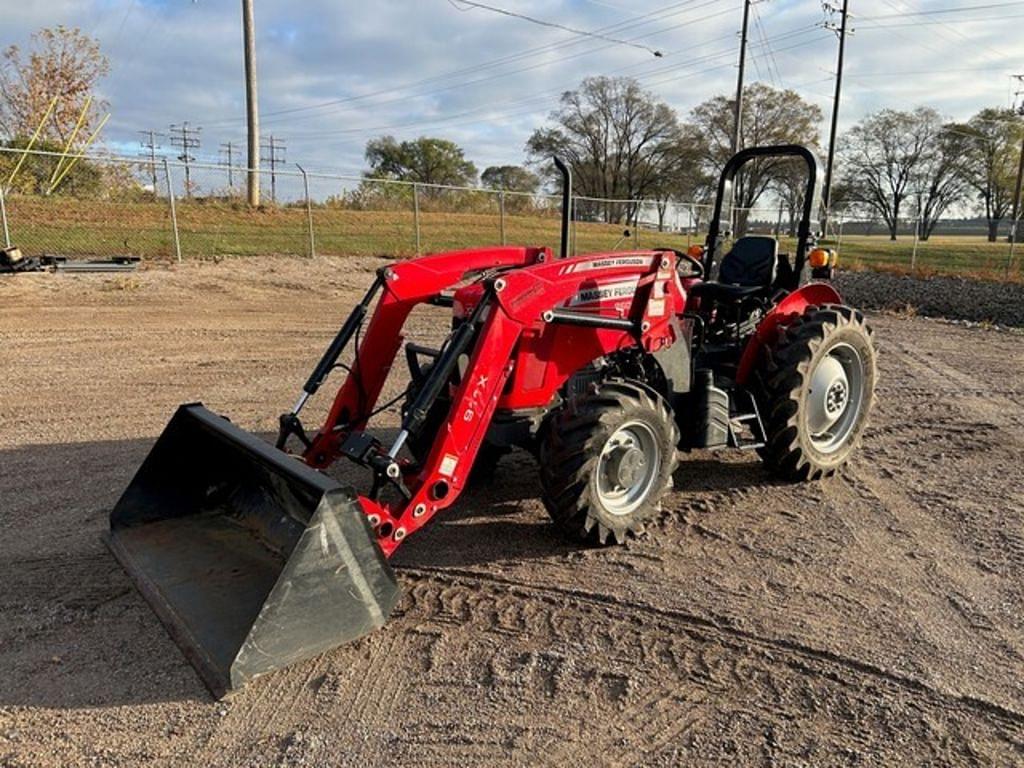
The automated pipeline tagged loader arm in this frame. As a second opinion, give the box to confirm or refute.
[301,245,552,466]
[313,249,687,557]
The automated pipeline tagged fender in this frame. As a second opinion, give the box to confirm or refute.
[735,282,842,386]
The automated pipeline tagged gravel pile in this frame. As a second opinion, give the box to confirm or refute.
[834,270,1024,328]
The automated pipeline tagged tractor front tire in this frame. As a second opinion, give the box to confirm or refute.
[758,304,876,480]
[540,380,679,545]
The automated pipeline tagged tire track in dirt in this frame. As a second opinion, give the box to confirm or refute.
[400,566,1024,730]
[370,570,1024,766]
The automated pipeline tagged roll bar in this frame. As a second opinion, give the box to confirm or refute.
[704,144,822,290]
[553,156,572,260]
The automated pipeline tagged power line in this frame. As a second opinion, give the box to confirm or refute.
[254,4,738,131]
[219,141,237,189]
[751,3,782,87]
[283,29,831,143]
[285,30,830,142]
[853,0,1012,72]
[261,134,286,203]
[859,1,1024,19]
[138,129,163,194]
[841,65,1018,77]
[446,0,665,57]
[203,0,728,129]
[169,122,201,198]
[858,12,1024,28]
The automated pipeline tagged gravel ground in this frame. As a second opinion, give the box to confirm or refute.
[1,257,1023,767]
[836,270,1024,328]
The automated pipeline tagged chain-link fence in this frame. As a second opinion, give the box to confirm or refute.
[1,146,1020,280]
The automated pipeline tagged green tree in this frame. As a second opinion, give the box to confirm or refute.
[0,137,103,195]
[688,83,822,234]
[0,26,109,143]
[481,165,539,193]
[364,135,477,187]
[526,76,684,224]
[949,108,1024,241]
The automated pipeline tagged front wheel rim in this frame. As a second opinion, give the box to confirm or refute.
[806,341,865,454]
[596,421,660,516]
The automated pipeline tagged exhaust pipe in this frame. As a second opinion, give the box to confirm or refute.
[554,156,572,259]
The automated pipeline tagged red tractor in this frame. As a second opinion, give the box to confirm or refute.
[108,145,876,696]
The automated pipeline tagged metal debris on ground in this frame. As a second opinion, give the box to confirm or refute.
[42,255,141,273]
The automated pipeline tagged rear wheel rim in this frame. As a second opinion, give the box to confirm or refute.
[806,341,865,454]
[596,421,660,516]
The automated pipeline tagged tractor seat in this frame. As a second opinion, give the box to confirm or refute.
[689,236,778,303]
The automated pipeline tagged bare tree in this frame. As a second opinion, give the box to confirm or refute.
[646,127,710,232]
[0,26,109,143]
[688,83,822,234]
[526,76,683,224]
[912,127,969,241]
[949,108,1024,241]
[771,159,812,237]
[839,108,941,241]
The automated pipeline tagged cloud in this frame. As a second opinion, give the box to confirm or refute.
[2,0,1019,177]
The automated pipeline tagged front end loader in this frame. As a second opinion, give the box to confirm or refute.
[108,148,876,697]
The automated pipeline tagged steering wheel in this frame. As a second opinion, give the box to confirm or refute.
[655,246,704,279]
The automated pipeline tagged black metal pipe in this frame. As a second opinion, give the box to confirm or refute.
[302,273,383,396]
[553,156,572,260]
[401,290,492,436]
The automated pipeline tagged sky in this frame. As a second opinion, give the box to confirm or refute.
[1,0,1021,178]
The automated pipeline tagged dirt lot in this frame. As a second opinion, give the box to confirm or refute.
[2,256,1023,767]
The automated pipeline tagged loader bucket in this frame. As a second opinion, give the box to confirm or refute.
[107,403,399,698]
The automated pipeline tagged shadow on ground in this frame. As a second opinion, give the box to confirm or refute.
[0,433,781,709]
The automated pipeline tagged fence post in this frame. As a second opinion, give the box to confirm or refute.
[499,190,506,245]
[633,204,640,248]
[836,213,845,260]
[296,164,316,258]
[163,158,182,263]
[0,183,10,248]
[910,217,920,271]
[413,183,421,255]
[1008,216,1018,276]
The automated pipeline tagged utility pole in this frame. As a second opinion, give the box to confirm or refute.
[138,130,163,194]
[169,122,201,198]
[219,141,237,189]
[1009,74,1024,245]
[822,0,852,232]
[261,134,285,204]
[731,0,753,156]
[242,0,260,207]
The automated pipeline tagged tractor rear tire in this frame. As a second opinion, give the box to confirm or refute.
[757,304,876,480]
[540,380,679,545]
